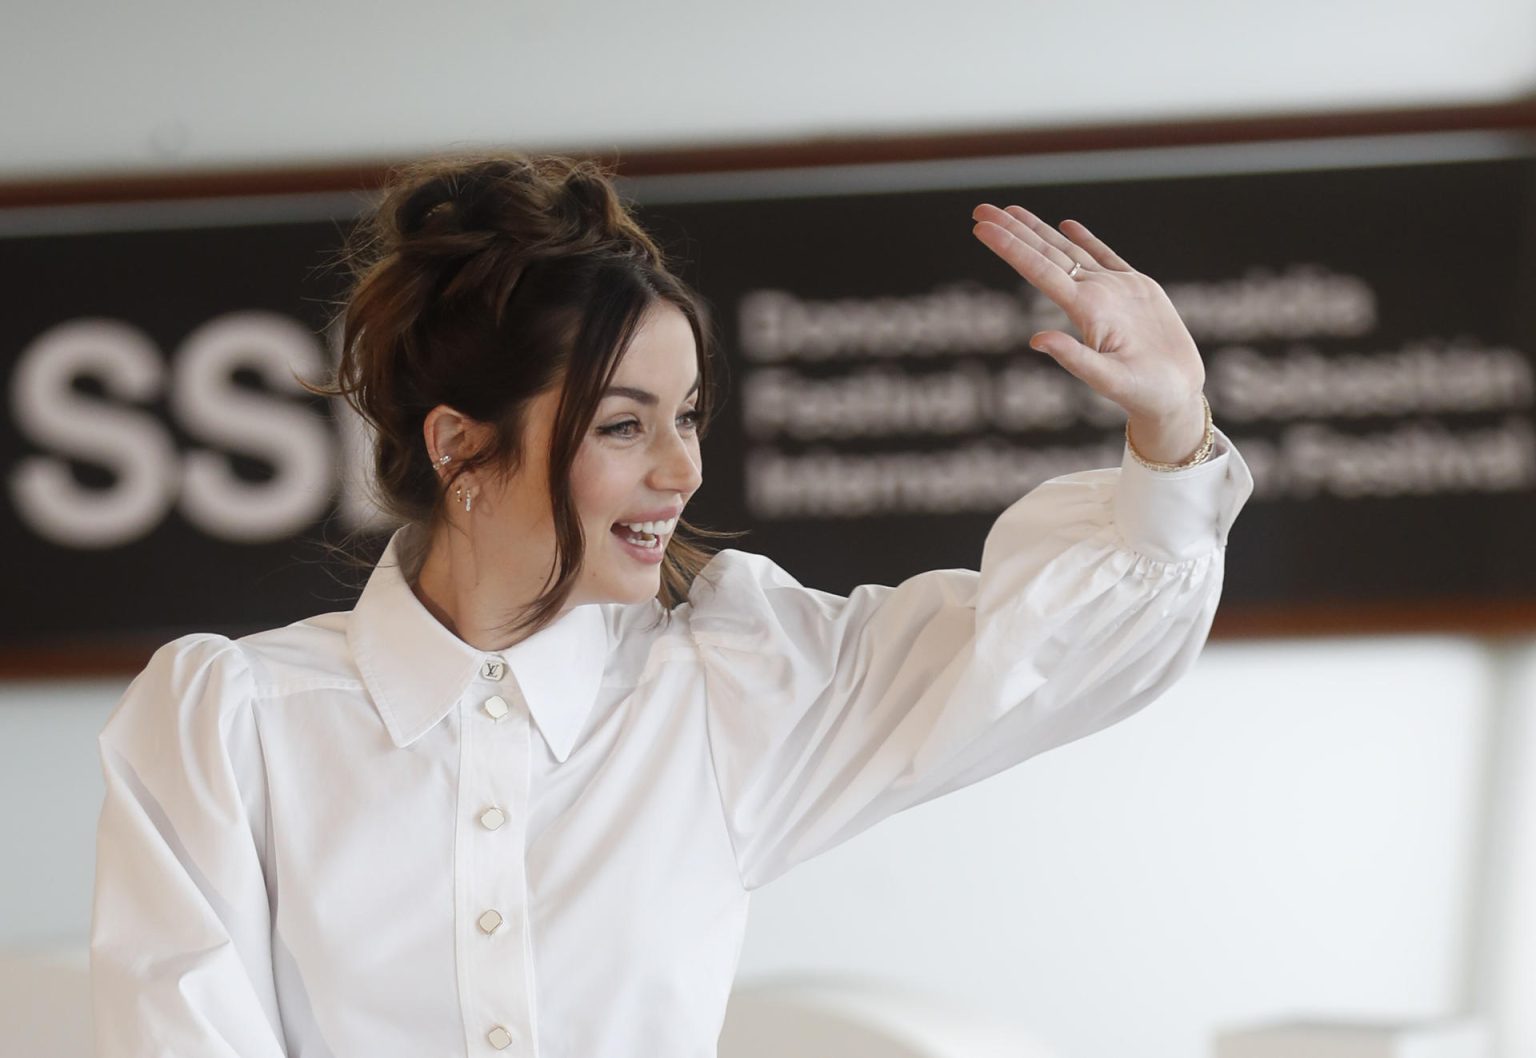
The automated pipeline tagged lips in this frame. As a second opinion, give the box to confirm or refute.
[611,522,667,564]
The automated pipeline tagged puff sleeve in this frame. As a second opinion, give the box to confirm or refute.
[690,432,1253,891]
[89,633,287,1056]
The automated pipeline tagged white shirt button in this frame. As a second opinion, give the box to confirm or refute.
[481,658,506,680]
[478,909,504,934]
[480,806,506,830]
[482,695,509,720]
[487,1025,514,1049]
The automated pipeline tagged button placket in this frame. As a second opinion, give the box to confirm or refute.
[456,661,535,1052]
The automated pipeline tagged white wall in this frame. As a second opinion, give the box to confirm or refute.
[1471,646,1536,1058]
[3,0,1535,180]
[0,680,116,947]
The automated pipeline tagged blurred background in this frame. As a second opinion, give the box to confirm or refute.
[3,1,1535,1056]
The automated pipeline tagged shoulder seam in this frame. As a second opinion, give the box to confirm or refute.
[164,635,365,703]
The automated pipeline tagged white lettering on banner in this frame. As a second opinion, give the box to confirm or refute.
[9,320,180,548]
[1251,419,1536,500]
[742,362,1084,441]
[734,266,1534,519]
[746,419,1536,518]
[737,267,1375,366]
[744,363,990,440]
[746,440,1128,518]
[1162,267,1377,341]
[1211,342,1533,420]
[992,364,1081,431]
[738,284,1038,362]
[8,311,362,549]
[172,311,335,543]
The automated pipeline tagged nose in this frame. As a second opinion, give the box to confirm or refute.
[652,423,702,497]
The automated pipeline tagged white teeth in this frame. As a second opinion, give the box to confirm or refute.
[619,516,676,536]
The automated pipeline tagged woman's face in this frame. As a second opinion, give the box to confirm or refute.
[490,300,705,610]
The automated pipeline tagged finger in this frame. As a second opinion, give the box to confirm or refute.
[972,221,1077,305]
[1031,331,1130,402]
[1060,219,1133,271]
[1003,205,1094,270]
[973,203,1078,274]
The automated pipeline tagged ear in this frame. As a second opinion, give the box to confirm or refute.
[422,404,490,467]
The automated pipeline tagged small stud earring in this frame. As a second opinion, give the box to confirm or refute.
[435,454,451,467]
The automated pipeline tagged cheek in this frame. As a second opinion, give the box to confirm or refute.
[570,447,632,517]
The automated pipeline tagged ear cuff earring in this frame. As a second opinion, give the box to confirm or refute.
[436,453,474,513]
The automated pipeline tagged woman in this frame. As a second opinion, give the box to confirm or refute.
[89,154,1252,1057]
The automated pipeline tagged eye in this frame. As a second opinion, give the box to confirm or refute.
[597,409,703,440]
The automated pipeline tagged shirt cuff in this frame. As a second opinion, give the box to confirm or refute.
[1111,428,1253,563]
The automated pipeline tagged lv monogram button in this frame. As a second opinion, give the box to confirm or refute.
[481,658,506,680]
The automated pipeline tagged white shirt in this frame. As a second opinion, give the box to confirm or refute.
[90,434,1252,1058]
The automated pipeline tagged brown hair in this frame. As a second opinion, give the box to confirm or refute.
[306,152,742,641]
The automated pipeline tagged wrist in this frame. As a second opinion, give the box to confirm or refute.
[1127,395,1212,468]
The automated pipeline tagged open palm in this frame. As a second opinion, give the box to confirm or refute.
[971,203,1205,426]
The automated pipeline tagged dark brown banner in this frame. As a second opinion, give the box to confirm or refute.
[3,137,1533,658]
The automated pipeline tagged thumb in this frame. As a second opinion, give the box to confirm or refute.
[1030,331,1126,403]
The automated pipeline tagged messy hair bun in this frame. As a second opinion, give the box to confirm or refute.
[392,156,662,264]
[307,152,735,639]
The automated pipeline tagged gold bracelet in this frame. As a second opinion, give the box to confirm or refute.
[1126,394,1215,472]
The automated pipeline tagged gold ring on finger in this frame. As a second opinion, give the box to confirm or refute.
[1067,261,1085,279]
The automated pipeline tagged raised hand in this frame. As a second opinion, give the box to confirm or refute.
[971,203,1208,465]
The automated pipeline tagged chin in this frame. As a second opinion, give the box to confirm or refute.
[592,534,665,605]
[612,574,661,605]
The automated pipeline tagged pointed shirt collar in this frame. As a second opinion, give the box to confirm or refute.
[347,525,609,762]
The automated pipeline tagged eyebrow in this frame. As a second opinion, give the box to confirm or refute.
[602,374,701,406]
